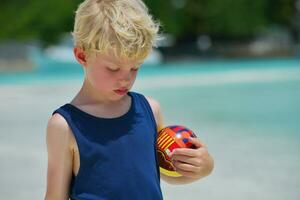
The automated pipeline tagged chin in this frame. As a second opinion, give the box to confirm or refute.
[110,91,128,101]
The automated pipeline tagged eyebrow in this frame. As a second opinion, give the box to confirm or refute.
[106,61,142,68]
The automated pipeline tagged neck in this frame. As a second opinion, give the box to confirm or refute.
[72,78,126,107]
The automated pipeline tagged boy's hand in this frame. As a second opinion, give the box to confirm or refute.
[170,137,214,179]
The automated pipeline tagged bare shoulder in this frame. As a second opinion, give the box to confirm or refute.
[145,96,164,130]
[145,96,161,114]
[46,113,74,150]
[47,113,69,131]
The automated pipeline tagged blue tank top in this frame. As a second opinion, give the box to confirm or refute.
[52,92,163,200]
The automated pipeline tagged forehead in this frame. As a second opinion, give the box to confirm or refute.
[94,50,142,67]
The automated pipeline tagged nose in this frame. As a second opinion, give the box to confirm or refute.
[118,70,133,83]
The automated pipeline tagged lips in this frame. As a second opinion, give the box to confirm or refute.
[114,88,128,95]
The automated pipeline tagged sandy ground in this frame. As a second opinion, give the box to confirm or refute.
[0,74,300,199]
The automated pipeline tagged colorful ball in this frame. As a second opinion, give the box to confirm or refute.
[156,125,197,177]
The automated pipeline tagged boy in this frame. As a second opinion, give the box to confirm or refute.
[45,0,214,199]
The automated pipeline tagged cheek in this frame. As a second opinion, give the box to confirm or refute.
[86,67,115,90]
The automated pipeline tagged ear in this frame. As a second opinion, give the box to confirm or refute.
[74,47,87,66]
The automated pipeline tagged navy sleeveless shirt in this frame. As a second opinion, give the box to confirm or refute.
[52,92,163,200]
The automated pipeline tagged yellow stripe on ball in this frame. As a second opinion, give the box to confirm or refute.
[159,167,182,177]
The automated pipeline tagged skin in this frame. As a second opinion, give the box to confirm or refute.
[44,47,214,199]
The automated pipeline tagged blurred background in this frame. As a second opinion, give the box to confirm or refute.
[0,0,300,199]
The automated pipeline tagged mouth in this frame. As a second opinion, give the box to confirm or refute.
[114,88,128,95]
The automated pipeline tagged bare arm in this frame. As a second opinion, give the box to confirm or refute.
[44,113,74,200]
[146,97,214,185]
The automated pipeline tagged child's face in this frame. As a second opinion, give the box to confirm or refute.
[82,50,142,100]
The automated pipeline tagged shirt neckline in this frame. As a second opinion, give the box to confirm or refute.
[64,92,135,121]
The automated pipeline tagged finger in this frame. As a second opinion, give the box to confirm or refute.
[172,148,199,157]
[173,163,199,178]
[188,137,206,148]
[171,155,202,167]
[173,160,201,172]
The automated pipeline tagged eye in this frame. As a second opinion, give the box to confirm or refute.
[107,67,120,72]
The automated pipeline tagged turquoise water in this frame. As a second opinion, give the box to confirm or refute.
[0,58,299,84]
[144,80,300,137]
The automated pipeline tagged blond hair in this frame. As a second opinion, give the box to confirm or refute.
[72,0,160,61]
